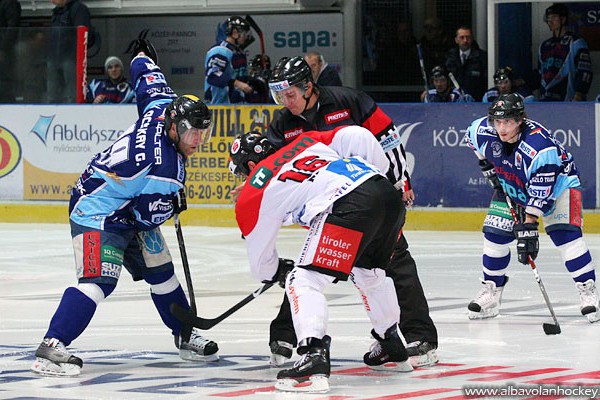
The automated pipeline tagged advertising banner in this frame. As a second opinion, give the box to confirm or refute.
[381,102,597,208]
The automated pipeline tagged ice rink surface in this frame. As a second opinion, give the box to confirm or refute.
[1,222,600,400]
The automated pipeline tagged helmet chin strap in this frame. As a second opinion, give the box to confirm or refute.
[301,86,313,113]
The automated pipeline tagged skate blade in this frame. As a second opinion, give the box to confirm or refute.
[179,349,219,362]
[585,310,600,323]
[468,309,499,320]
[31,358,81,377]
[409,349,439,368]
[275,375,329,393]
[367,360,413,372]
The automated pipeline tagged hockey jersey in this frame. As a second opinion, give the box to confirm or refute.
[266,85,410,191]
[204,40,248,104]
[69,55,183,232]
[465,117,581,217]
[236,126,389,282]
[86,77,135,104]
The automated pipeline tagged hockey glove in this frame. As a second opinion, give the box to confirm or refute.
[263,258,295,288]
[127,38,158,64]
[514,222,539,264]
[479,159,503,192]
[173,188,187,214]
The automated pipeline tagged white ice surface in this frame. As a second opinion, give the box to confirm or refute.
[1,223,600,399]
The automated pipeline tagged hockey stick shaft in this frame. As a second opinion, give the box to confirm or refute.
[245,15,266,68]
[171,282,274,330]
[174,213,196,314]
[416,44,428,92]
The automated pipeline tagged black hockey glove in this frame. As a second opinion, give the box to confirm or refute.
[127,38,158,64]
[173,188,187,214]
[479,159,503,193]
[514,222,539,265]
[263,258,295,288]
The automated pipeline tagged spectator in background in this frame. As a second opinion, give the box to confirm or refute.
[537,3,593,101]
[482,66,535,103]
[418,17,453,74]
[47,0,94,103]
[304,51,342,87]
[445,26,487,101]
[0,0,22,103]
[245,53,273,103]
[421,65,472,103]
[204,15,253,105]
[86,56,135,104]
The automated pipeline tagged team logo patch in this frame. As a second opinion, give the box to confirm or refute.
[141,230,165,254]
[325,109,350,124]
[492,141,503,158]
[313,224,363,275]
[230,139,241,154]
[249,166,273,189]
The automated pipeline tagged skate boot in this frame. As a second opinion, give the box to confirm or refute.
[31,337,83,377]
[468,277,508,319]
[275,336,331,393]
[269,340,294,367]
[406,341,439,368]
[576,279,600,323]
[363,325,413,372]
[176,328,219,362]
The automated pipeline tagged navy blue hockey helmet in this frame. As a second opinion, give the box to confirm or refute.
[165,95,213,144]
[488,93,525,121]
[545,3,569,21]
[431,65,449,80]
[225,16,250,36]
[229,131,275,177]
[493,67,513,83]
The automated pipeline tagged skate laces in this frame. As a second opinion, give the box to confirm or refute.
[368,341,384,357]
[186,330,213,348]
[44,338,68,354]
[473,281,497,305]
[577,280,598,306]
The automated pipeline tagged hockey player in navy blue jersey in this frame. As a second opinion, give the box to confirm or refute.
[31,39,219,377]
[421,65,473,103]
[538,3,593,101]
[465,93,599,322]
[204,16,253,104]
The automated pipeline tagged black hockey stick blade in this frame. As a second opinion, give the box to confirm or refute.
[170,282,274,330]
[543,322,561,335]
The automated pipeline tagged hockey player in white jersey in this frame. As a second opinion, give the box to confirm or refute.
[465,93,599,322]
[229,125,413,393]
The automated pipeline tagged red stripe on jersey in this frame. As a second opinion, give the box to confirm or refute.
[236,128,344,237]
[569,188,582,227]
[83,232,101,277]
[362,106,393,138]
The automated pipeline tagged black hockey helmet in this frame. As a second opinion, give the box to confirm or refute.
[268,56,313,104]
[545,3,569,21]
[431,65,449,80]
[165,95,213,144]
[229,131,275,177]
[493,67,513,83]
[488,93,525,121]
[225,16,250,36]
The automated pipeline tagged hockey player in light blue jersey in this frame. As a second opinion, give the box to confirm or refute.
[204,16,253,104]
[464,93,599,323]
[31,39,219,377]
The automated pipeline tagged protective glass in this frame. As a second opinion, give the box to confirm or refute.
[268,80,292,105]
[177,119,214,146]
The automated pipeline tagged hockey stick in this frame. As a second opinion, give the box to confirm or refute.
[172,191,197,342]
[503,193,561,335]
[474,152,561,335]
[171,282,274,330]
[245,14,266,68]
[416,44,429,93]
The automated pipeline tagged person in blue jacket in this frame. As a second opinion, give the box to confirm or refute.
[31,39,219,377]
[204,16,253,104]
[464,93,599,323]
[86,56,135,104]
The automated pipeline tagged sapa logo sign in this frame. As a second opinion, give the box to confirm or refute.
[273,30,337,52]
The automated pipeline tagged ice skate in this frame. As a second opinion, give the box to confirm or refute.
[468,278,507,319]
[275,337,330,393]
[406,341,439,368]
[363,326,413,372]
[269,340,293,367]
[576,279,600,323]
[31,337,83,377]
[176,328,219,362]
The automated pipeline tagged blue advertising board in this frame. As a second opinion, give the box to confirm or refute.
[380,103,597,208]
